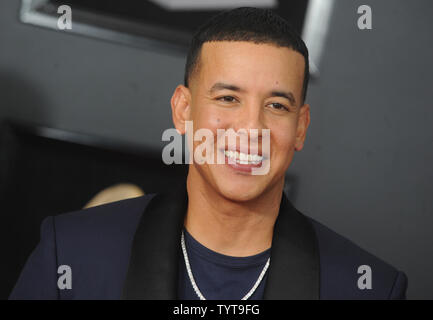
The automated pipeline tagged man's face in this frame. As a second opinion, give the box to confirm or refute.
[174,41,310,202]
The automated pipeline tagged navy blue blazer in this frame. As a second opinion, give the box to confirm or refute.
[9,188,407,299]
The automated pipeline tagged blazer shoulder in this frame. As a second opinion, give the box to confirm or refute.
[53,193,157,257]
[10,194,156,300]
[9,216,58,299]
[309,218,407,299]
[52,194,156,299]
[54,193,156,238]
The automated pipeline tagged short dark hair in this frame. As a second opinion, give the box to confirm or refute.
[184,7,310,104]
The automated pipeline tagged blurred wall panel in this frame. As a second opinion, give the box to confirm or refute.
[291,0,433,300]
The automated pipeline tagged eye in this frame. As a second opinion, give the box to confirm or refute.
[268,103,289,111]
[217,96,237,103]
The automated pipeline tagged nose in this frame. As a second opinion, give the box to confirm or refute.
[232,100,267,151]
[233,99,266,135]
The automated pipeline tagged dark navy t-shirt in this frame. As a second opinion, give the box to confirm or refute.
[178,227,271,300]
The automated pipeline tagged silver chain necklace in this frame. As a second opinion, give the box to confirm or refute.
[181,230,270,300]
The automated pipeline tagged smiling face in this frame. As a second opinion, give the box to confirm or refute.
[171,41,310,202]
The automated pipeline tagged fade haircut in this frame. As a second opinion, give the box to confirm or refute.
[184,7,310,104]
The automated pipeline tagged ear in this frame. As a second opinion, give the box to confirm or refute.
[294,104,311,151]
[170,85,191,135]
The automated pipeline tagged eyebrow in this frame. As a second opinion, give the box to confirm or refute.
[209,82,244,94]
[208,82,297,106]
[270,90,296,107]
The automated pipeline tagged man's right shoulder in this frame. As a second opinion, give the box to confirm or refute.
[10,194,157,299]
[53,193,156,241]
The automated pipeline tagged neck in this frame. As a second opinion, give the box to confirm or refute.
[184,167,284,257]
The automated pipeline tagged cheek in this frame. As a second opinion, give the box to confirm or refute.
[190,106,230,156]
[271,124,297,155]
[193,104,227,130]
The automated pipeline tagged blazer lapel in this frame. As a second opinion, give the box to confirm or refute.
[263,195,320,299]
[122,186,320,299]
[122,188,188,299]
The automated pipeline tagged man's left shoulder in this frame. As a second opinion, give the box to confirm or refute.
[309,218,408,299]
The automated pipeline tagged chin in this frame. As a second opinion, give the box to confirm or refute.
[214,178,267,203]
[193,163,278,202]
[220,189,261,202]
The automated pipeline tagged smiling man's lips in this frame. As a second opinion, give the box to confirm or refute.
[222,145,263,156]
[219,148,268,160]
[217,148,265,174]
[224,154,263,173]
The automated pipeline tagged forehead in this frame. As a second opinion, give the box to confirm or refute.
[195,41,305,93]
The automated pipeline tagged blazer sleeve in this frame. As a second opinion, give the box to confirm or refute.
[389,271,408,300]
[9,216,59,300]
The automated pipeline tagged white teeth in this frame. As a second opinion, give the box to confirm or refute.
[224,150,263,164]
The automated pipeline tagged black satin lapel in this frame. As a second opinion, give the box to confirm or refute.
[122,188,188,299]
[263,194,320,299]
[122,187,319,300]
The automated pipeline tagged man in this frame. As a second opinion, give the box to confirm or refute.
[10,7,407,300]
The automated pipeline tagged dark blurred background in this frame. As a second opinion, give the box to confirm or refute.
[0,0,432,299]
